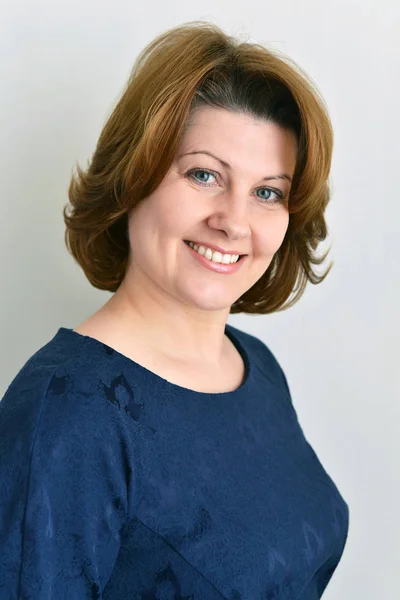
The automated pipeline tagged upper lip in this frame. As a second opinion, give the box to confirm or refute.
[185,240,247,255]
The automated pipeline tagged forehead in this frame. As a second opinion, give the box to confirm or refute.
[178,106,297,171]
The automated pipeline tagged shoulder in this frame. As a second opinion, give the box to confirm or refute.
[0,328,138,465]
[226,322,292,398]
[0,328,139,515]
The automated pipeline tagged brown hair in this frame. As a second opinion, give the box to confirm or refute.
[63,20,334,314]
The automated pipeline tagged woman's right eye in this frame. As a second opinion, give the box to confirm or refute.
[185,168,218,186]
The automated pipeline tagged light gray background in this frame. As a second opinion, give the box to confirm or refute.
[1,1,399,597]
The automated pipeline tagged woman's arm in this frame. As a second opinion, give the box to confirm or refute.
[0,365,133,599]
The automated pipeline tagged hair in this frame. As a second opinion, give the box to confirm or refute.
[63,20,334,314]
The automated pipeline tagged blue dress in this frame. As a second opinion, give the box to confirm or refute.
[0,324,349,599]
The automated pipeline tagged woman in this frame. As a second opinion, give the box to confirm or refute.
[0,21,349,599]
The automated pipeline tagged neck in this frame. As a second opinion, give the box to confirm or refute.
[97,278,231,365]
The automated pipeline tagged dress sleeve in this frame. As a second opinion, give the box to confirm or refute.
[0,364,134,599]
[278,363,294,405]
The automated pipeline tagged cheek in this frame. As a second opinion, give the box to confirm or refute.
[129,194,170,241]
[257,213,289,256]
[154,187,191,231]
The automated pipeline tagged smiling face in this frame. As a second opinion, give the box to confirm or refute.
[125,106,298,314]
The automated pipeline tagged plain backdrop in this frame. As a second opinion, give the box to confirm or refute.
[1,0,399,597]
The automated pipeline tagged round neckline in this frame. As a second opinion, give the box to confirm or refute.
[56,323,252,398]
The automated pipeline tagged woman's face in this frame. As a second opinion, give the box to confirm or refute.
[125,106,297,313]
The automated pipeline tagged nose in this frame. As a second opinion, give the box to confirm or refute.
[206,191,251,242]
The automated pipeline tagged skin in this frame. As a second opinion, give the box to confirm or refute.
[75,106,297,371]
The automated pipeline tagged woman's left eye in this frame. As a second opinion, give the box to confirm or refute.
[185,168,285,205]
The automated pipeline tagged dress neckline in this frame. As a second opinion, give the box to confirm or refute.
[56,323,253,398]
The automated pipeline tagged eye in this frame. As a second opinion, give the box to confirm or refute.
[255,188,284,204]
[185,168,286,206]
[187,168,217,185]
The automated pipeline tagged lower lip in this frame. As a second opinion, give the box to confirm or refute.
[184,241,246,274]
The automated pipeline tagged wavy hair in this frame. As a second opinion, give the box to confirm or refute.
[63,21,334,314]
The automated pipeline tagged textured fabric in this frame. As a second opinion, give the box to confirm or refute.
[0,324,349,599]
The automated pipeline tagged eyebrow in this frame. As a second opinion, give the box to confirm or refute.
[177,150,293,183]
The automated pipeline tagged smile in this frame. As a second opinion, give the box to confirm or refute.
[184,240,246,275]
[185,241,241,264]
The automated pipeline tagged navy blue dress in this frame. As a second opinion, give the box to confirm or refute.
[0,324,349,599]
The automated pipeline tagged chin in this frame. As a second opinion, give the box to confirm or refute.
[183,290,235,312]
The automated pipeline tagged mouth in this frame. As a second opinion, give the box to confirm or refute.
[183,240,246,261]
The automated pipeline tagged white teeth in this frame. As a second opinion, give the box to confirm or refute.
[187,241,240,264]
